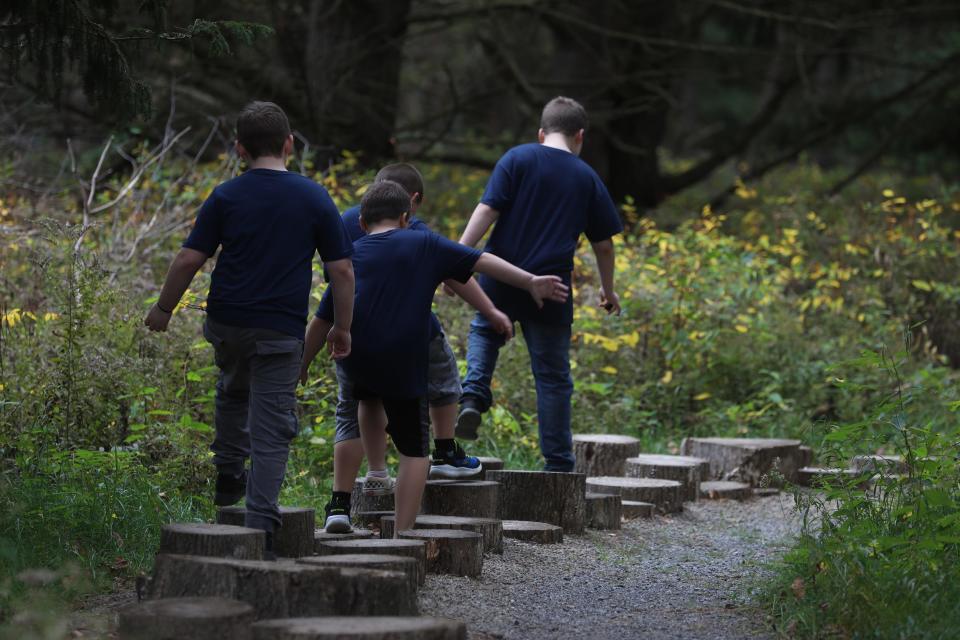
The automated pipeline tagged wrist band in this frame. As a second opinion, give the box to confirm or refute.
[156,301,174,314]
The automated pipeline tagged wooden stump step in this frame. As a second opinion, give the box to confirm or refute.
[798,467,868,488]
[476,457,503,480]
[798,445,814,468]
[485,470,586,533]
[251,617,466,640]
[585,477,683,514]
[159,523,264,560]
[625,454,708,503]
[699,481,752,500]
[681,437,802,486]
[148,554,417,618]
[355,511,394,531]
[501,520,563,544]
[217,507,314,558]
[314,528,375,553]
[585,492,622,530]
[621,501,654,519]
[380,514,503,554]
[421,480,499,519]
[398,529,484,578]
[350,478,395,519]
[850,454,907,475]
[317,538,427,586]
[572,434,640,477]
[753,487,781,497]
[298,554,419,593]
[117,597,255,640]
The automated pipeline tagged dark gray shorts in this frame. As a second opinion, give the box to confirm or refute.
[334,332,461,443]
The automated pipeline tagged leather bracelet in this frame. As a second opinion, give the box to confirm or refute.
[155,301,174,314]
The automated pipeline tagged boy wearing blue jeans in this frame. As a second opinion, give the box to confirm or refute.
[310,180,567,533]
[456,96,623,472]
[145,101,355,557]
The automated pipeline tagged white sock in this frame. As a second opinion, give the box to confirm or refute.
[367,468,388,478]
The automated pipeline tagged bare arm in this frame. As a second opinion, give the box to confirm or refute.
[590,239,621,315]
[324,258,355,359]
[459,203,500,247]
[300,316,333,384]
[444,277,513,338]
[473,253,568,308]
[144,248,208,331]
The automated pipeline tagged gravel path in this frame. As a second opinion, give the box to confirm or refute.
[420,494,800,640]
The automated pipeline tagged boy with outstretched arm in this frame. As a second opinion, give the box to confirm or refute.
[312,180,567,534]
[301,163,514,533]
[144,101,355,558]
[455,96,623,472]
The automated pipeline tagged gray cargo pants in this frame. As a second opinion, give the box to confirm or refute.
[203,317,303,532]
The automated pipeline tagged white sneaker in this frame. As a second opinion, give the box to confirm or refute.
[362,474,395,497]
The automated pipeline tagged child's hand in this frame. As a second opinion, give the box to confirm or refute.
[599,289,621,315]
[527,275,569,308]
[487,308,514,340]
[298,365,310,386]
[144,305,172,332]
[326,326,351,360]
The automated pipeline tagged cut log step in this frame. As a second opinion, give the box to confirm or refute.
[355,511,394,531]
[298,554,419,593]
[380,514,503,554]
[798,445,814,468]
[476,457,503,480]
[850,454,907,475]
[316,539,427,586]
[217,507,314,558]
[159,523,264,560]
[572,434,640,477]
[350,478,395,519]
[798,466,868,488]
[753,487,781,497]
[585,492,621,530]
[117,597,255,640]
[625,454,707,502]
[501,520,563,544]
[585,477,683,514]
[251,617,466,640]
[421,480,499,519]
[314,528,374,553]
[148,554,416,618]
[485,470,586,533]
[621,501,654,519]
[700,481,752,500]
[398,529,484,578]
[681,437,802,485]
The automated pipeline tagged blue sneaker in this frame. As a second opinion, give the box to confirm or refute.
[430,441,483,479]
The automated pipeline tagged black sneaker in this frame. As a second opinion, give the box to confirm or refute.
[430,441,483,479]
[455,398,483,440]
[323,500,352,534]
[214,470,247,506]
[263,530,277,561]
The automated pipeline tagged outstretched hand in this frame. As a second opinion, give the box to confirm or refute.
[326,326,351,360]
[527,275,569,309]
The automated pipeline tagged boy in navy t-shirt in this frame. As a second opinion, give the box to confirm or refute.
[456,96,623,472]
[144,101,355,556]
[316,180,567,532]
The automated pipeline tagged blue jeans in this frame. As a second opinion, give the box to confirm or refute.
[462,313,575,472]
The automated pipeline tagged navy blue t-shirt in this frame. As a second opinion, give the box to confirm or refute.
[183,169,353,338]
[478,143,623,324]
[327,228,481,398]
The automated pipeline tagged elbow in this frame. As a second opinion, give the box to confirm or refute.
[327,258,355,283]
[592,239,614,256]
[176,248,208,272]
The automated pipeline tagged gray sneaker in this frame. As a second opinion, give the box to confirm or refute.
[455,400,482,440]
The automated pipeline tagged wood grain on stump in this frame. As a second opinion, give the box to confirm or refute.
[585,477,683,514]
[572,434,640,477]
[380,514,503,554]
[251,617,466,640]
[501,520,563,544]
[485,470,586,533]
[699,480,752,500]
[681,437,802,485]
[217,507,314,558]
[621,501,654,519]
[316,539,427,586]
[117,596,254,640]
[298,554,419,593]
[476,457,503,480]
[798,445,814,468]
[420,480,499,519]
[148,554,416,618]
[350,478,395,520]
[625,454,707,502]
[314,528,374,553]
[159,523,264,560]
[398,529,484,578]
[355,510,394,531]
[585,492,621,530]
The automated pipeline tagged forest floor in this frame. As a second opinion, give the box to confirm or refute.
[68,494,800,639]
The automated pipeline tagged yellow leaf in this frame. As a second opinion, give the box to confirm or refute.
[882,189,895,198]
[601,366,618,375]
[660,370,673,384]
[735,324,749,333]
[694,392,711,401]
[911,280,932,292]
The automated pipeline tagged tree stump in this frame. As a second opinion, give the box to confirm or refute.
[380,515,503,554]
[314,528,375,553]
[117,597,255,640]
[317,539,427,586]
[625,454,706,502]
[798,466,868,488]
[572,434,640,477]
[398,529,484,578]
[850,454,907,475]
[298,554,419,593]
[585,477,683,514]
[699,481,752,500]
[585,492,621,530]
[420,480,499,519]
[476,457,503,480]
[148,555,416,618]
[251,617,466,640]
[753,487,781,497]
[798,445,814,468]
[355,511,394,532]
[158,524,264,560]
[620,501,654,519]
[501,521,563,544]
[680,437,802,485]
[217,507,314,558]
[484,470,586,533]
[350,478,395,520]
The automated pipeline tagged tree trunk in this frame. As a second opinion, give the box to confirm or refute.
[158,524,264,560]
[621,501,654,519]
[350,479,395,520]
[485,470,586,534]
[313,528,375,553]
[585,477,683,514]
[251,617,466,640]
[355,510,394,532]
[625,454,705,503]
[217,507,314,558]
[501,520,563,544]
[681,437,803,486]
[298,554,419,594]
[585,492,622,530]
[117,597,255,640]
[572,435,640,477]
[380,514,503,554]
[476,457,503,480]
[399,529,484,578]
[316,539,427,587]
[420,480,499,519]
[798,467,868,489]
[699,481,752,501]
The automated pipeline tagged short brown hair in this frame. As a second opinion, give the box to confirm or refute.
[375,163,424,204]
[540,96,588,136]
[360,180,410,226]
[237,101,291,159]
